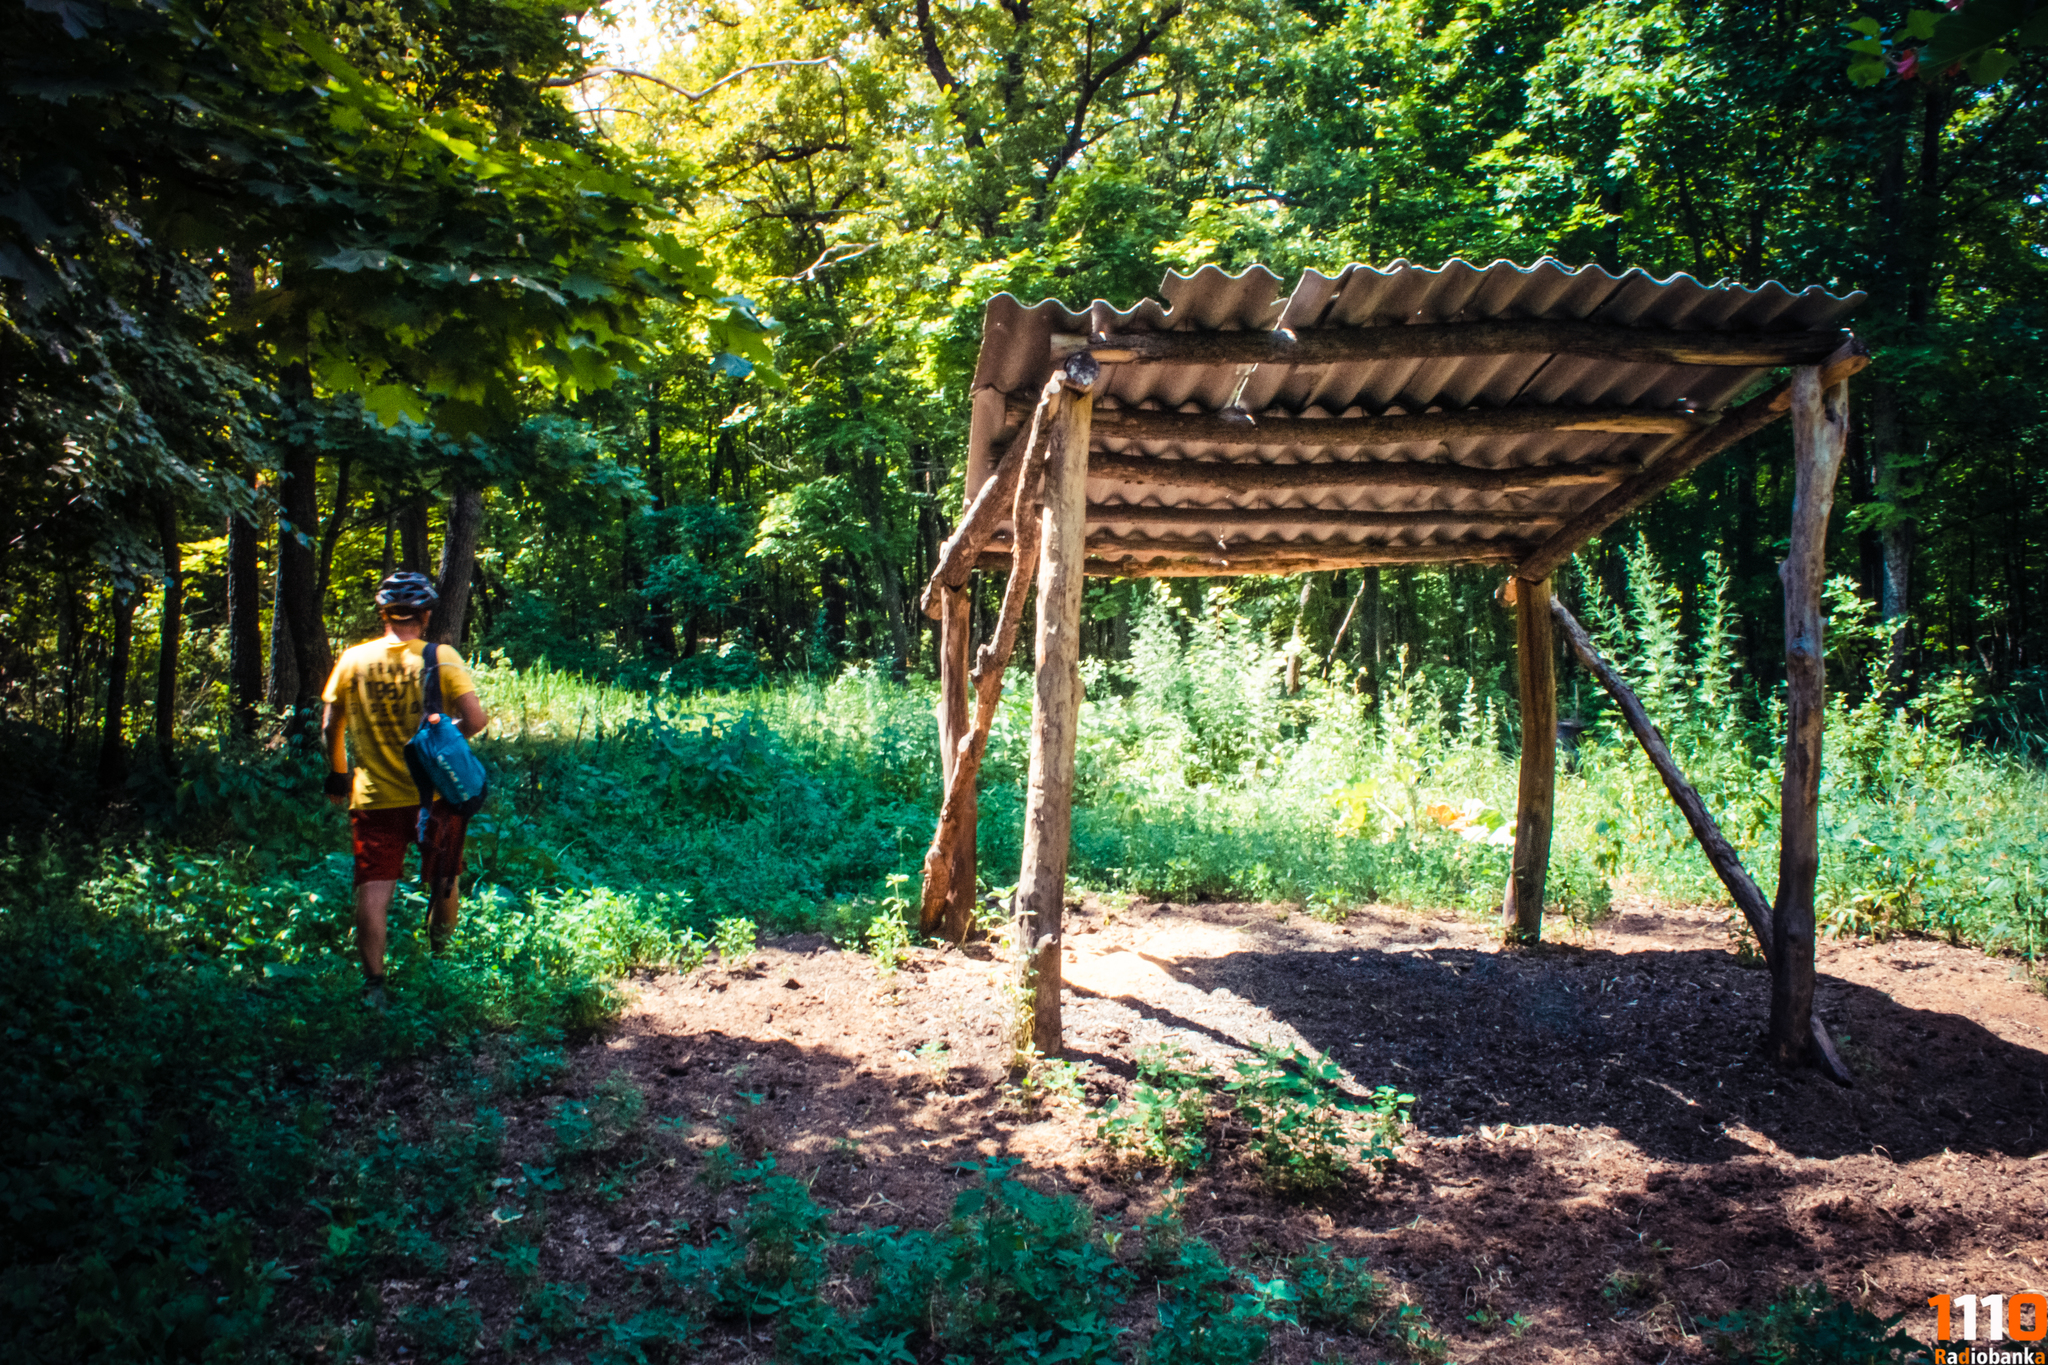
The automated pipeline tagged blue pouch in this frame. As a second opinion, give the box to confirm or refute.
[402,642,488,833]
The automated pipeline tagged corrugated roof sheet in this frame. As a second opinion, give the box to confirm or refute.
[966,258,1864,574]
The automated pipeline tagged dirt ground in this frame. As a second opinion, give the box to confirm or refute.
[365,896,2048,1362]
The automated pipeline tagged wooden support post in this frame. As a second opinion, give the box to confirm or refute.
[1506,576,1557,944]
[930,585,977,938]
[917,443,1048,936]
[1013,366,1095,1056]
[1551,596,1853,1086]
[1770,367,1850,1070]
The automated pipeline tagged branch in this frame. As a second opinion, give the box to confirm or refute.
[1046,3,1184,183]
[915,0,986,150]
[542,59,837,102]
[764,242,879,283]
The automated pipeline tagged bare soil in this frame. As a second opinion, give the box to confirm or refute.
[346,896,2048,1362]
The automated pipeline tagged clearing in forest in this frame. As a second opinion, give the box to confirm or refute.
[303,895,2048,1362]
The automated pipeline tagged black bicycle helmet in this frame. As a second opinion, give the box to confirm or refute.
[375,571,439,612]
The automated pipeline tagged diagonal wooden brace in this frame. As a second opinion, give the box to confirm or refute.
[917,447,1049,933]
[1551,596,1853,1087]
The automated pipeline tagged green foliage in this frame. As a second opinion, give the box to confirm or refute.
[713,916,759,970]
[1224,1044,1411,1193]
[1287,1243,1390,1329]
[550,1073,646,1158]
[1704,1283,1926,1363]
[1096,1044,1214,1172]
[396,1298,485,1364]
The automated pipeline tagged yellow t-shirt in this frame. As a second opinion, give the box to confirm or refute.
[322,638,478,810]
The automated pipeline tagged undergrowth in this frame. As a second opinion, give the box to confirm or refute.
[1,544,2041,1359]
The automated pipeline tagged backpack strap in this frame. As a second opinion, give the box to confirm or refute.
[420,641,446,719]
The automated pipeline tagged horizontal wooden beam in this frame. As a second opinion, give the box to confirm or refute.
[1516,336,1871,581]
[977,537,1524,575]
[1051,320,1847,370]
[1088,451,1633,495]
[1087,504,1559,532]
[998,402,1711,447]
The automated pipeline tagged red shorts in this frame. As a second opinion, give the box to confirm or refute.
[350,804,469,890]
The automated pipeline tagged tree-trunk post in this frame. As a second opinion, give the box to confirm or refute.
[1507,574,1557,944]
[1770,367,1850,1069]
[932,585,977,939]
[1013,365,1096,1057]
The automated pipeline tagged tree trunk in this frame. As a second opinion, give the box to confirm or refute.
[434,483,484,646]
[267,556,297,710]
[935,586,978,940]
[1506,575,1557,944]
[58,575,83,749]
[226,502,263,735]
[275,365,330,728]
[1769,367,1850,1070]
[315,453,353,607]
[154,498,183,769]
[97,581,136,794]
[873,547,913,679]
[398,495,432,574]
[1013,377,1093,1057]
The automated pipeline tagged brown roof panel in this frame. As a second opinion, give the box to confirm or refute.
[966,258,1864,574]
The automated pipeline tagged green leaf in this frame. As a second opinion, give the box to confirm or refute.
[1845,15,1882,36]
[1968,48,2017,80]
[1902,10,1942,41]
[363,383,428,427]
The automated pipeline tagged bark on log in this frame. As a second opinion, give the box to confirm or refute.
[927,585,978,938]
[1083,536,1525,568]
[973,542,1526,576]
[1087,505,1560,532]
[1011,402,1710,447]
[1086,452,1631,495]
[921,357,1097,619]
[1052,320,1847,369]
[917,426,1051,934]
[1551,596,1854,1087]
[1516,338,1869,582]
[1507,576,1557,944]
[1013,373,1093,1056]
[1552,600,1774,950]
[1770,367,1851,1071]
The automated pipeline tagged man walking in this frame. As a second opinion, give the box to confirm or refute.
[320,572,490,1006]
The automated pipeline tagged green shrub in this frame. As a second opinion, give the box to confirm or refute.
[1096,1044,1213,1172]
[1703,1283,1925,1363]
[394,1299,484,1364]
[1224,1044,1409,1193]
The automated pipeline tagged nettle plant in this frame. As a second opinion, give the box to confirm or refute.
[1225,1045,1415,1194]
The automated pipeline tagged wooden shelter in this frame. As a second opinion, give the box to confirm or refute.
[917,258,1868,1077]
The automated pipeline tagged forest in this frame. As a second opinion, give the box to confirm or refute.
[3,0,2046,1362]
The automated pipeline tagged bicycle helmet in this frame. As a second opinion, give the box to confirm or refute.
[375,571,439,612]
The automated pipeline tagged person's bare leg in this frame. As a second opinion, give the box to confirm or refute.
[356,879,398,981]
[428,878,460,957]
